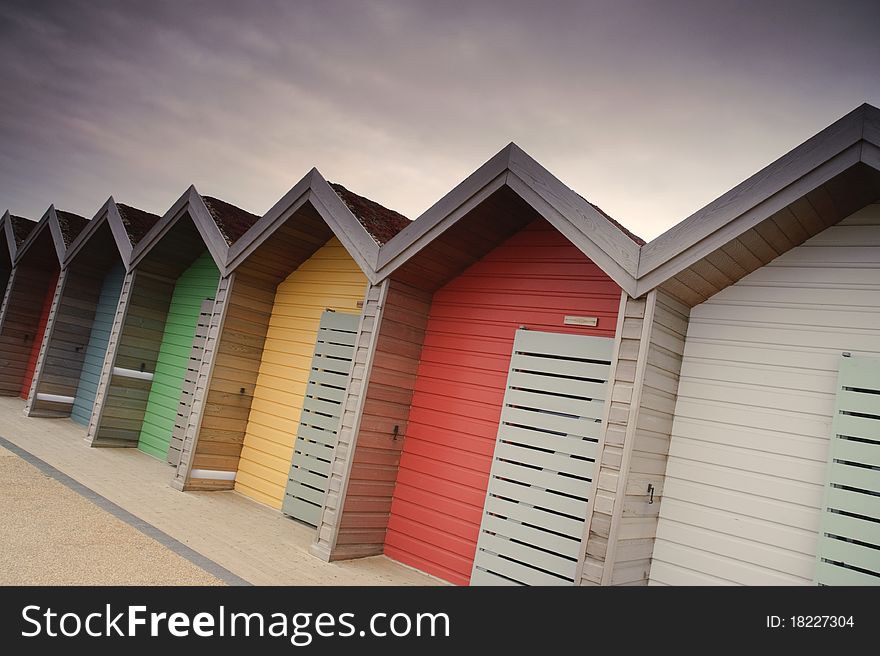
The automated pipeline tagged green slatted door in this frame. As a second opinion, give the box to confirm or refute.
[167,299,213,466]
[282,310,360,526]
[471,329,613,586]
[815,355,880,585]
[137,251,220,460]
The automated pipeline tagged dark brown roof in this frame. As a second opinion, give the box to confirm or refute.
[9,214,36,248]
[55,210,90,247]
[116,203,161,246]
[574,191,645,245]
[329,183,411,245]
[201,196,260,245]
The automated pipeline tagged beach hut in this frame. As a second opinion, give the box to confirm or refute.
[86,187,259,465]
[0,206,88,398]
[620,103,880,586]
[24,199,160,421]
[171,170,410,530]
[310,144,644,585]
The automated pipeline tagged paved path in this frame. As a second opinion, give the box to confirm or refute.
[0,397,440,586]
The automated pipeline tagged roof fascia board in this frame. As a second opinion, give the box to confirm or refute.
[638,105,867,278]
[861,141,880,171]
[129,186,228,271]
[61,198,117,268]
[224,175,313,275]
[106,199,135,264]
[1,212,16,261]
[224,169,382,282]
[14,206,54,266]
[507,143,640,278]
[225,170,314,268]
[374,171,509,282]
[307,172,381,278]
[376,144,516,270]
[184,187,230,269]
[46,207,69,264]
[505,171,638,296]
[633,143,863,297]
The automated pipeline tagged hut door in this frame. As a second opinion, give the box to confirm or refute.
[282,309,360,526]
[167,299,214,466]
[815,355,880,585]
[471,328,613,585]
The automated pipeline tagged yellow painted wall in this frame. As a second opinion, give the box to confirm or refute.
[234,238,367,508]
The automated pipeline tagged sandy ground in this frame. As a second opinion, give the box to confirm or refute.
[0,445,224,585]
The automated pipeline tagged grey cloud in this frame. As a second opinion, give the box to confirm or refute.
[0,0,878,239]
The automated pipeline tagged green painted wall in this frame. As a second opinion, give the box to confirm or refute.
[137,251,219,459]
[71,261,126,425]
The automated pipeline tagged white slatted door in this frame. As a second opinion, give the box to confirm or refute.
[815,355,880,586]
[471,329,613,585]
[167,299,214,466]
[282,310,360,526]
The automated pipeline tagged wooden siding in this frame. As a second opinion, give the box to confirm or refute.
[88,270,173,446]
[384,218,621,585]
[311,279,431,562]
[20,270,59,398]
[70,263,126,424]
[167,298,213,465]
[234,238,367,509]
[0,265,58,396]
[173,271,267,490]
[580,291,690,586]
[137,251,219,460]
[650,205,880,585]
[28,264,121,418]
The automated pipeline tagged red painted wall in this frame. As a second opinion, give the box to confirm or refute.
[384,218,622,585]
[21,271,59,399]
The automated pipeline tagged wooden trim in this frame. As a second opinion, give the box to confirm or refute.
[23,270,68,415]
[62,198,134,268]
[638,104,873,278]
[128,186,229,271]
[310,278,388,560]
[170,272,236,491]
[374,143,640,294]
[573,289,628,583]
[600,289,657,584]
[13,206,57,266]
[224,170,382,282]
[86,269,135,446]
[636,145,865,298]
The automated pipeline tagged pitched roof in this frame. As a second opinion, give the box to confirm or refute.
[116,203,161,246]
[201,196,261,245]
[55,210,89,247]
[9,214,36,248]
[329,183,411,245]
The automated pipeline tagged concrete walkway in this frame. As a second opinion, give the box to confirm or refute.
[0,397,439,586]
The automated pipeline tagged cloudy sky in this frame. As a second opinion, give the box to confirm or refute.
[0,1,877,240]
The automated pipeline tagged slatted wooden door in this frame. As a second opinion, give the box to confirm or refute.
[815,355,880,585]
[471,328,613,585]
[282,309,360,526]
[167,299,214,466]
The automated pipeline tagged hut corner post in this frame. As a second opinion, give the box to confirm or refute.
[311,278,431,562]
[171,273,235,491]
[310,280,389,561]
[23,269,67,416]
[577,289,690,585]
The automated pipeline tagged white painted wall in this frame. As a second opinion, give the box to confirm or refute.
[650,204,880,585]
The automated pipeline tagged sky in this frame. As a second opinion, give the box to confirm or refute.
[0,0,878,241]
